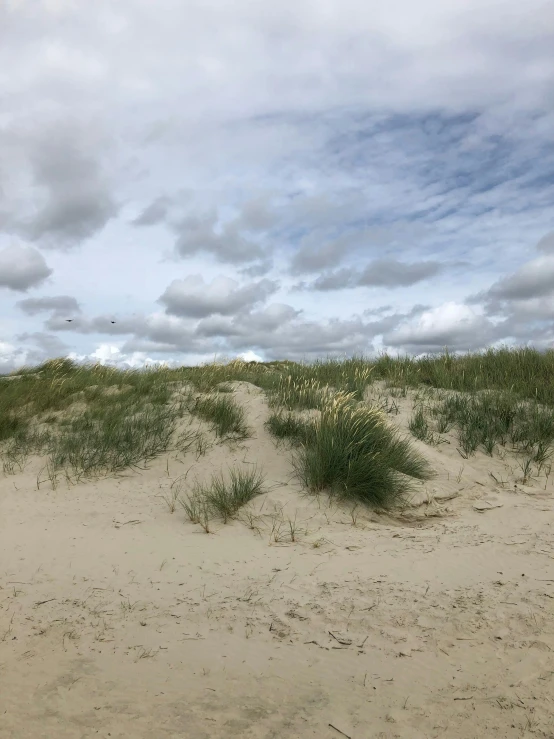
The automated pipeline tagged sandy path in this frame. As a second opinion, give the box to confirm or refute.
[1,382,554,738]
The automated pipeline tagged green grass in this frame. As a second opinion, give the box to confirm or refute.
[178,466,266,528]
[190,394,251,439]
[290,392,436,509]
[371,345,554,407]
[2,344,554,506]
[265,410,311,443]
[45,401,183,482]
[420,388,554,465]
[0,411,27,442]
[0,359,191,481]
[202,466,266,522]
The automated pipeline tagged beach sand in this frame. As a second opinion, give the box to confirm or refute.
[1,381,553,738]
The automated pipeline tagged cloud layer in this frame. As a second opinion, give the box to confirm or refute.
[1,0,553,372]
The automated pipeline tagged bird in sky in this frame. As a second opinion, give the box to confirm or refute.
[64,318,116,324]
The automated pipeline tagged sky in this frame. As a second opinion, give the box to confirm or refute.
[1,0,554,373]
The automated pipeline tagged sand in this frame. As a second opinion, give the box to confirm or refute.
[1,381,554,738]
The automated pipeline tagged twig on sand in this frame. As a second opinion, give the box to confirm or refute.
[328,631,353,646]
[329,723,352,738]
[113,519,142,527]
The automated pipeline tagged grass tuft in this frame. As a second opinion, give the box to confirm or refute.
[176,467,266,528]
[292,392,436,509]
[265,411,310,444]
[201,466,266,523]
[191,394,251,439]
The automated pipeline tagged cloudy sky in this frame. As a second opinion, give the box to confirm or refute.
[1,0,553,372]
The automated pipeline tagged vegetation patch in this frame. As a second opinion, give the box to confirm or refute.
[190,394,251,440]
[177,466,266,530]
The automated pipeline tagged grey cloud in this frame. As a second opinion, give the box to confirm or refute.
[283,193,431,242]
[0,244,53,292]
[2,0,553,123]
[16,295,81,316]
[235,304,301,333]
[537,231,554,254]
[358,258,443,288]
[137,317,204,351]
[356,304,432,340]
[173,211,264,264]
[239,259,275,277]
[158,301,415,361]
[231,316,377,360]
[132,196,172,227]
[289,224,426,276]
[194,316,243,338]
[195,303,300,339]
[472,255,554,307]
[158,275,278,318]
[469,293,554,328]
[25,185,117,246]
[81,312,200,352]
[466,235,554,324]
[488,317,554,350]
[311,268,357,291]
[0,349,48,376]
[235,194,277,232]
[172,195,277,265]
[363,303,429,321]
[106,300,383,362]
[149,313,376,361]
[48,296,515,366]
[14,331,68,357]
[6,121,118,248]
[305,260,443,291]
[489,256,554,301]
[501,297,554,323]
[285,194,364,229]
[464,289,489,306]
[363,305,394,316]
[123,340,189,354]
[289,231,358,275]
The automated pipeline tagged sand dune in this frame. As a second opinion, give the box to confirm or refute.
[1,380,553,738]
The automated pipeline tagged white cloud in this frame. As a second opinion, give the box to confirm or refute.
[237,350,264,362]
[384,302,497,353]
[67,345,176,370]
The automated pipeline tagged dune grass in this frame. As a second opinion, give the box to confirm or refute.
[289,392,436,509]
[408,387,554,473]
[2,345,554,505]
[46,402,184,482]
[177,466,266,529]
[265,410,310,443]
[373,345,554,407]
[190,393,251,439]
[0,358,191,482]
